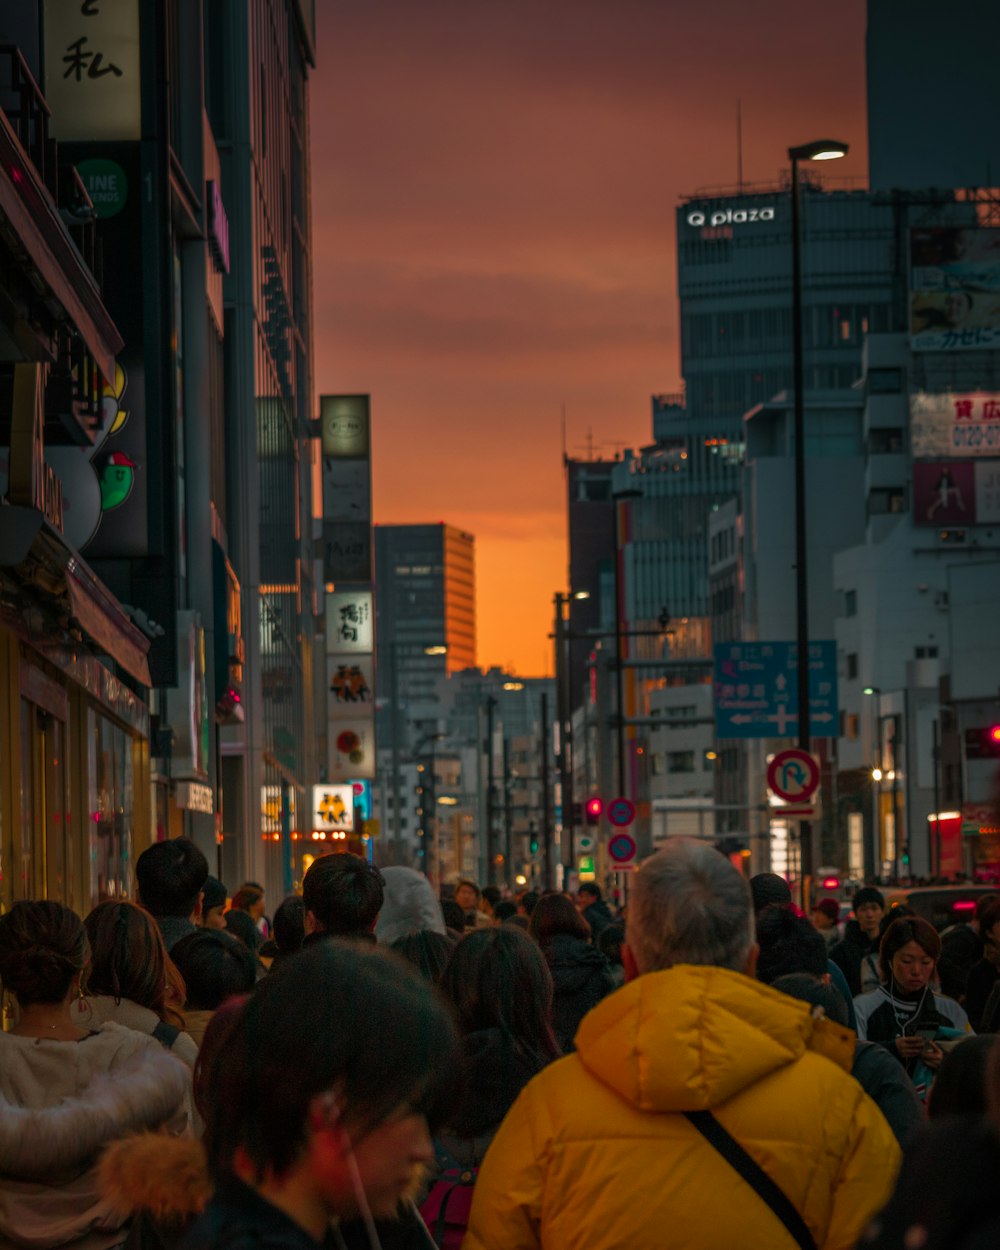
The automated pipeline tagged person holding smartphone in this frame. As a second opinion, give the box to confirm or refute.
[855,916,972,1080]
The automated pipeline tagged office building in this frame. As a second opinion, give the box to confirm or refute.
[867,0,1000,193]
[373,523,476,856]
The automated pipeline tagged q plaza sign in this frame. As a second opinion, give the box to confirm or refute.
[686,206,776,228]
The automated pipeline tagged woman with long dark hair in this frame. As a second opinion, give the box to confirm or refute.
[421,927,560,1247]
[528,892,616,1052]
[0,900,188,1249]
[76,899,199,1067]
[439,926,560,1140]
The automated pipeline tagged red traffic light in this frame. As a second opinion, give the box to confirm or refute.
[991,726,1000,744]
[586,797,603,817]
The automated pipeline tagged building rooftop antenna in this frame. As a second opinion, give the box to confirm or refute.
[737,98,744,193]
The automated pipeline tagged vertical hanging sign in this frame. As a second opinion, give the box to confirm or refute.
[44,0,142,142]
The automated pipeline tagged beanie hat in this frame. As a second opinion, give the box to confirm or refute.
[202,875,228,912]
[813,898,840,924]
[852,886,885,910]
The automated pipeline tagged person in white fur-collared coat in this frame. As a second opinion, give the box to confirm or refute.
[0,900,190,1250]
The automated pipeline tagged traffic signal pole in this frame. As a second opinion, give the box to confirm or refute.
[541,690,553,888]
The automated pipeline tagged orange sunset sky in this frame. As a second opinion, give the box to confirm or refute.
[310,0,870,676]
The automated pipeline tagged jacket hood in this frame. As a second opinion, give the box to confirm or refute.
[575,965,854,1113]
[100,1135,210,1222]
[374,866,446,945]
[0,1026,189,1181]
[545,933,610,993]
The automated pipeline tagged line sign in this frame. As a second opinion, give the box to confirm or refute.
[713,641,838,740]
[607,797,636,828]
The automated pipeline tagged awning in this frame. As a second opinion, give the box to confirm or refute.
[0,506,151,686]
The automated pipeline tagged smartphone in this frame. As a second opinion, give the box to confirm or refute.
[915,1027,938,1043]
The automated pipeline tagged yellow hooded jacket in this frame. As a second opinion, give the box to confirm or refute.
[463,966,901,1250]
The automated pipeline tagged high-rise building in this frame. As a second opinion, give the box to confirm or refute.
[373,523,476,858]
[867,0,1000,193]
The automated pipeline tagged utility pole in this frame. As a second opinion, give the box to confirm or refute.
[485,695,497,886]
[503,735,513,888]
[541,691,553,888]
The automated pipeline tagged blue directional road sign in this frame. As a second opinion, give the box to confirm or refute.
[713,641,838,740]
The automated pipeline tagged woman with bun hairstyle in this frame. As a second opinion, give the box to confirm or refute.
[0,900,189,1249]
[854,915,971,1083]
[73,899,199,1069]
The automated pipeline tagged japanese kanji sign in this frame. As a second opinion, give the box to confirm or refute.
[326,591,374,654]
[713,641,838,740]
[44,0,141,141]
[910,392,1000,460]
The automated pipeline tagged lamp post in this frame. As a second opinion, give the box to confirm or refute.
[388,641,447,850]
[554,588,589,885]
[612,489,642,799]
[863,685,881,879]
[414,729,444,884]
[788,138,848,884]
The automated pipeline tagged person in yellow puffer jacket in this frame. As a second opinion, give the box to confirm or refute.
[463,840,901,1250]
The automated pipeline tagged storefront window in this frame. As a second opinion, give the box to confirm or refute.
[88,709,136,906]
[18,699,34,900]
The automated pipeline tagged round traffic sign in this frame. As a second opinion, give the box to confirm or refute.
[608,832,637,864]
[607,797,636,828]
[766,749,820,803]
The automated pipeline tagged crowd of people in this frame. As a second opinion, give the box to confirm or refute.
[2,838,1000,1249]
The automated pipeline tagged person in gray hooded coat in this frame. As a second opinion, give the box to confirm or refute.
[374,865,448,946]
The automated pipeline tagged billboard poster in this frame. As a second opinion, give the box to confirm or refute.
[910,228,1000,352]
[910,392,1000,459]
[912,460,1000,526]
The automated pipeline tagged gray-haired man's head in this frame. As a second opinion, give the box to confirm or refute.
[626,840,754,976]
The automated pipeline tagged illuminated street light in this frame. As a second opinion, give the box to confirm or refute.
[787,136,848,883]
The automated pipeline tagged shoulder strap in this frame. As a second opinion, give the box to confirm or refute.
[152,1019,181,1048]
[684,1110,816,1250]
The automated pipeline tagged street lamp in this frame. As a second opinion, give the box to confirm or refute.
[863,686,881,878]
[554,588,591,887]
[388,642,447,850]
[612,488,642,799]
[788,137,848,882]
[414,729,444,885]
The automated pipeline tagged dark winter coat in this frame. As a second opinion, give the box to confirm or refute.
[541,933,616,1052]
[939,923,984,1002]
[964,959,999,1031]
[581,899,614,940]
[851,1040,925,1148]
[111,1141,434,1250]
[421,1027,552,1192]
[829,920,880,998]
[859,1116,1000,1250]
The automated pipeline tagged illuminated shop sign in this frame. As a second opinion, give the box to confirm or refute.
[686,206,776,228]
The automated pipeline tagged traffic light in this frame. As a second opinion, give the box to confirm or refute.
[571,801,583,826]
[585,797,603,825]
[965,726,1000,760]
[528,824,539,855]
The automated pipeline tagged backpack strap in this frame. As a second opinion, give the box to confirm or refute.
[684,1110,817,1250]
[152,1019,181,1048]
